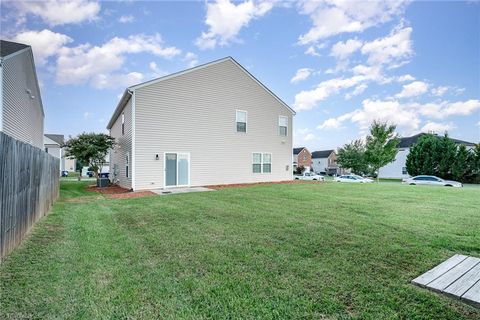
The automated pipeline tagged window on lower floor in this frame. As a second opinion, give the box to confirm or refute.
[402,167,407,175]
[252,153,272,173]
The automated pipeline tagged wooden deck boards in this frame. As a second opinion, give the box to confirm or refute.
[412,254,480,308]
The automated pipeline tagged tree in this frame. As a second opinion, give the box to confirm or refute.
[451,144,470,181]
[64,133,115,178]
[337,139,369,175]
[364,121,400,182]
[436,134,457,179]
[406,134,440,176]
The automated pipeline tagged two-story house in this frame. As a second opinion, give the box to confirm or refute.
[1,40,44,149]
[311,149,339,175]
[293,147,312,172]
[107,57,295,191]
[378,133,476,179]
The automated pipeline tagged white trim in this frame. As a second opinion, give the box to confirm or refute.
[252,152,272,174]
[131,91,136,191]
[235,109,248,133]
[163,152,191,188]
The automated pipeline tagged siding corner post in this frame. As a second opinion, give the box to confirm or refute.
[131,90,136,191]
[0,58,3,132]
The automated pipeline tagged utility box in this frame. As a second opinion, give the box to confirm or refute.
[97,178,109,188]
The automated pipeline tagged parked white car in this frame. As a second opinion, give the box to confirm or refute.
[294,172,325,181]
[334,175,374,183]
[402,175,463,187]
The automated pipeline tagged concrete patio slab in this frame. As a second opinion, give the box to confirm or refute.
[150,187,215,195]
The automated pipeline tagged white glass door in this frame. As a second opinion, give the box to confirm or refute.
[165,153,190,187]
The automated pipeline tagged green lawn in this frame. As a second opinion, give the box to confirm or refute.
[1,181,479,319]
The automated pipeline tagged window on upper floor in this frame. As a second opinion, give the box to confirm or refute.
[121,113,125,135]
[125,152,129,178]
[279,116,288,136]
[236,110,247,133]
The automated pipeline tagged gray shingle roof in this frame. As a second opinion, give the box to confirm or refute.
[399,133,475,148]
[0,40,29,58]
[293,147,306,155]
[311,150,335,159]
[45,134,65,146]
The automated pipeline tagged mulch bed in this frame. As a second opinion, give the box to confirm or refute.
[207,180,321,190]
[86,184,155,199]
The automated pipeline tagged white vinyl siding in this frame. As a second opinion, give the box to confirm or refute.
[133,59,293,190]
[236,110,247,133]
[1,48,44,148]
[109,98,133,189]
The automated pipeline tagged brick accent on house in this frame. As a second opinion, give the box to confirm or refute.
[297,148,312,168]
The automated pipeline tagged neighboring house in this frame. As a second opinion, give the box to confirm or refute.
[0,40,44,149]
[107,57,295,190]
[44,134,65,174]
[378,133,476,179]
[293,147,312,171]
[311,149,341,175]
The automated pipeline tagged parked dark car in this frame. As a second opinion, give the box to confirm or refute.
[100,172,109,178]
[86,171,94,177]
[61,171,69,177]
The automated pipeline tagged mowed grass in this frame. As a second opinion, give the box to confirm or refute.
[1,181,479,319]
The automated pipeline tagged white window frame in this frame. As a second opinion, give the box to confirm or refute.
[236,109,247,133]
[278,116,288,136]
[125,152,129,178]
[163,152,191,188]
[252,152,272,174]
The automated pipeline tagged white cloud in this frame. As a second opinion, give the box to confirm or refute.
[317,118,344,130]
[395,81,429,98]
[322,99,421,135]
[83,112,92,119]
[11,0,100,26]
[431,86,449,97]
[305,46,320,56]
[184,52,199,68]
[361,25,413,67]
[298,0,408,44]
[304,133,315,141]
[421,121,455,134]
[443,99,480,117]
[330,38,362,60]
[396,74,415,82]
[195,0,274,49]
[118,15,135,23]
[13,29,73,65]
[345,83,368,100]
[56,34,180,88]
[291,68,313,83]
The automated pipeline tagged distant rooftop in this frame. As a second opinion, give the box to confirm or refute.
[0,40,29,58]
[399,133,476,148]
[311,150,335,159]
[45,134,65,146]
[293,147,306,155]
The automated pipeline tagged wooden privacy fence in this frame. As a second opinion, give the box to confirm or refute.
[0,132,59,260]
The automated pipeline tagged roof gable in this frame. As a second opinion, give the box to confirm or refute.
[107,57,294,129]
[0,40,29,58]
[293,147,306,155]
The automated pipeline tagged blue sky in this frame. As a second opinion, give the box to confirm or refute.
[1,0,479,149]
